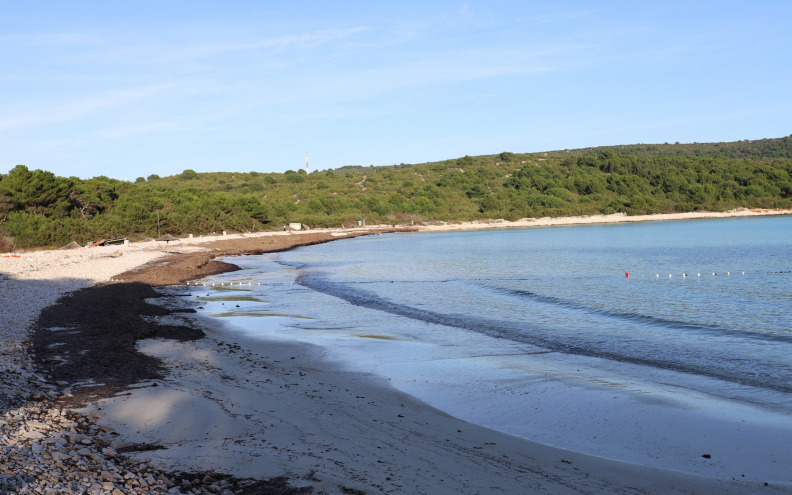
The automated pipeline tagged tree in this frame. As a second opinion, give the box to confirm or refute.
[180,169,198,180]
[457,155,474,167]
[499,152,516,162]
[1,165,70,216]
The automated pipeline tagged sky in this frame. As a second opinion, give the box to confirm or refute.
[1,1,790,181]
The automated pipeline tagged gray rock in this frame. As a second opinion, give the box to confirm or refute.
[21,430,45,440]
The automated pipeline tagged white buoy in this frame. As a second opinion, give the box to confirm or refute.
[697,273,701,277]
[727,272,731,276]
[656,274,660,278]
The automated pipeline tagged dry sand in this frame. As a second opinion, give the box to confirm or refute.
[412,207,792,232]
[3,213,791,494]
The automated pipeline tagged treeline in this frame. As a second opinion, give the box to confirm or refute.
[557,135,792,159]
[2,136,791,249]
[0,167,268,249]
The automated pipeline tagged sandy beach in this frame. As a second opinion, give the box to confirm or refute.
[413,207,792,232]
[2,211,791,494]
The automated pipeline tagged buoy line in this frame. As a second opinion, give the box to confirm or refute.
[185,281,263,287]
[626,271,747,278]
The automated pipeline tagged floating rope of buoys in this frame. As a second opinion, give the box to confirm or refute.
[640,271,747,279]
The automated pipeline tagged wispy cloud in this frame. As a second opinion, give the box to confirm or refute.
[95,121,182,140]
[0,32,101,47]
[97,26,371,65]
[0,83,180,132]
[1,3,788,179]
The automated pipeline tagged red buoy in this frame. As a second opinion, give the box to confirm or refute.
[625,272,630,278]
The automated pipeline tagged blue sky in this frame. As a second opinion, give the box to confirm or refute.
[1,1,790,181]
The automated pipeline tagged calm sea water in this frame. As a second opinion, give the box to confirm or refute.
[194,216,792,475]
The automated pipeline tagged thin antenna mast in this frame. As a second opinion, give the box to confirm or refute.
[305,151,309,173]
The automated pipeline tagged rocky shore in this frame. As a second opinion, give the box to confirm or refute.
[1,396,311,494]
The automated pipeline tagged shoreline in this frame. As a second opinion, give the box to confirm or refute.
[2,216,791,493]
[1,227,411,494]
[409,208,792,232]
[69,289,791,494]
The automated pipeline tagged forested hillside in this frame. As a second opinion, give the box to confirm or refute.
[2,136,791,249]
[555,135,792,159]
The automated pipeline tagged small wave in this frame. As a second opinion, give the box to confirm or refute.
[484,284,792,345]
[296,272,792,395]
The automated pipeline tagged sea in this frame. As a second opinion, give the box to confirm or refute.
[192,216,792,479]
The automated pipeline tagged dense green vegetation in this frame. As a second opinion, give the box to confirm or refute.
[558,136,792,159]
[2,136,791,249]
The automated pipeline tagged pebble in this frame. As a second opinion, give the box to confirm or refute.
[0,375,270,494]
[1,400,170,493]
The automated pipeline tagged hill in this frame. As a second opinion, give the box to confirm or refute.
[548,135,792,159]
[2,135,791,249]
